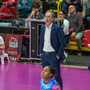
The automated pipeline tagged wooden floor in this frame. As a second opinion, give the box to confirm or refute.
[0,62,90,90]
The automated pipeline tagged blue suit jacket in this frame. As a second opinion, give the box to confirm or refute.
[39,23,66,60]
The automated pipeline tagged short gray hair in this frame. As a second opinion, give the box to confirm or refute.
[45,10,55,18]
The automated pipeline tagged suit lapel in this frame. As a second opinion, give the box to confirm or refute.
[51,24,55,36]
[42,25,46,41]
[51,24,55,42]
[43,25,45,36]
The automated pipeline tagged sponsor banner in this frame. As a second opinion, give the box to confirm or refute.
[5,34,22,61]
[0,33,22,62]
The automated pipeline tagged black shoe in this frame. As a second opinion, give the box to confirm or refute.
[77,51,82,56]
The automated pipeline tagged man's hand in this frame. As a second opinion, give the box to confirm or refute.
[18,4,21,7]
[56,55,60,60]
[26,11,35,22]
[82,12,86,19]
[40,54,42,56]
[73,0,78,4]
[26,18,30,22]
[66,0,72,4]
[30,11,35,16]
[70,32,76,38]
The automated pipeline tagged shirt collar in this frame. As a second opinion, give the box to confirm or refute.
[46,23,53,29]
[72,12,76,16]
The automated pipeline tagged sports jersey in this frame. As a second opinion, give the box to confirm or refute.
[40,78,61,90]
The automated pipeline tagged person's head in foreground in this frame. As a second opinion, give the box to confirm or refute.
[40,66,61,90]
[45,10,55,27]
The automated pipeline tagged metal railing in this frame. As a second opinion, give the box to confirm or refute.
[57,0,63,18]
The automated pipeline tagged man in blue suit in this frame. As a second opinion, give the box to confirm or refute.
[39,10,66,90]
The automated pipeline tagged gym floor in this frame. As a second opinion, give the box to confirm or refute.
[0,62,90,90]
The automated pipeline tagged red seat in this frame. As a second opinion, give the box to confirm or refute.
[69,29,72,34]
[77,12,82,15]
[82,30,90,48]
[68,29,76,41]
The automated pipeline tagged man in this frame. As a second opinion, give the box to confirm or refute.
[82,0,90,29]
[39,10,66,90]
[0,36,5,64]
[62,0,82,14]
[26,3,44,21]
[25,2,44,28]
[17,0,32,19]
[67,5,84,56]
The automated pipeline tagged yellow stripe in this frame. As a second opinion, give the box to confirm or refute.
[66,45,90,51]
[61,64,88,69]
[70,41,84,45]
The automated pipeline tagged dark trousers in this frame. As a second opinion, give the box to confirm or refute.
[86,16,90,29]
[41,52,63,90]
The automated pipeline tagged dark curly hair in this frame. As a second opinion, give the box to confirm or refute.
[47,66,57,78]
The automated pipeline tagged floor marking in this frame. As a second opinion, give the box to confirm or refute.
[61,64,88,69]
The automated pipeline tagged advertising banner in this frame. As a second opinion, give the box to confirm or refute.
[5,34,22,61]
[0,33,22,62]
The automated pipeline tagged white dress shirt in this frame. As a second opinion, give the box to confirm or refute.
[43,23,55,52]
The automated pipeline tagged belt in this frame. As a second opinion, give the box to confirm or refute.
[43,51,55,54]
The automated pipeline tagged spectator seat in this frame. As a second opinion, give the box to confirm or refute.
[66,29,90,51]
[0,53,10,64]
[82,30,90,48]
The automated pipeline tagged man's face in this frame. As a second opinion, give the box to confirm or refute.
[33,8,39,13]
[45,12,54,27]
[68,5,76,14]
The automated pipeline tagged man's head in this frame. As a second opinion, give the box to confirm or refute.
[32,3,40,13]
[68,5,76,14]
[45,10,55,27]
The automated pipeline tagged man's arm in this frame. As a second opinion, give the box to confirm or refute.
[57,26,66,59]
[82,0,86,18]
[24,0,32,11]
[17,0,25,10]
[0,44,5,55]
[75,14,83,34]
[0,44,5,49]
[0,36,5,49]
[26,11,35,22]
